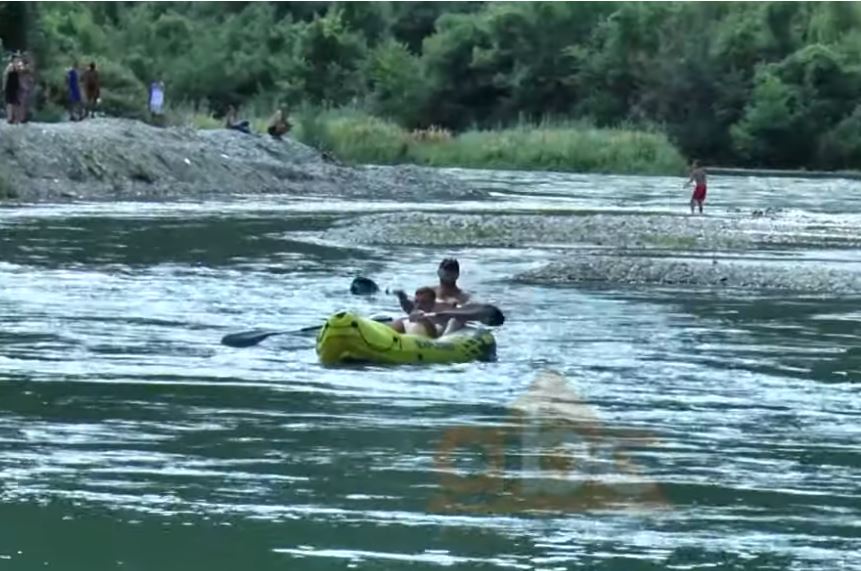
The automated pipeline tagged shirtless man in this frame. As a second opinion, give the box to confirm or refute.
[685,160,707,214]
[393,258,473,336]
[394,258,470,313]
[390,287,447,338]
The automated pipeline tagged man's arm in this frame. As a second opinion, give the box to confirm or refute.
[410,312,440,338]
[432,304,505,326]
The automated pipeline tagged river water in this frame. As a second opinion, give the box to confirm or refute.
[0,170,859,570]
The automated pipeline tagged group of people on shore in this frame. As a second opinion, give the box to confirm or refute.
[5,53,167,125]
[3,52,34,124]
[6,50,292,142]
[9,50,708,212]
[66,61,101,121]
[3,54,102,124]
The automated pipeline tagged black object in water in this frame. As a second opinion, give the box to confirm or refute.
[350,276,380,296]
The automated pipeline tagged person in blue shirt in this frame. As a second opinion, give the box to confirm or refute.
[67,61,82,121]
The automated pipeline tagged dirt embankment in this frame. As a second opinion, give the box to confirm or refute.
[0,118,483,203]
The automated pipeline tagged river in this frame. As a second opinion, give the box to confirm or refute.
[1,169,859,570]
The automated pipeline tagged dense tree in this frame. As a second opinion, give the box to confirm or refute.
[4,1,861,169]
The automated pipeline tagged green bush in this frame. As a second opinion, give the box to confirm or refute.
[290,109,686,174]
[817,105,861,169]
[0,162,16,199]
[94,59,148,119]
[31,102,65,123]
[408,122,686,174]
[22,1,861,170]
[294,107,411,164]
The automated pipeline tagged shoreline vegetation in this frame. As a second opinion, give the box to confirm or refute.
[5,110,861,193]
[7,3,861,179]
[187,107,861,179]
[188,107,688,176]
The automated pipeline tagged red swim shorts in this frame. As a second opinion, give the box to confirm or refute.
[692,184,707,201]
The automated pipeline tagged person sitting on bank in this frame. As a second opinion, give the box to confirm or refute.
[267,108,291,140]
[225,104,251,134]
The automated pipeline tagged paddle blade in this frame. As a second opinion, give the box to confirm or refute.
[220,329,286,348]
[221,315,392,349]
[486,306,505,326]
[436,304,505,326]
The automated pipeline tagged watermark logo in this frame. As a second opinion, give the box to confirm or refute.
[430,370,669,514]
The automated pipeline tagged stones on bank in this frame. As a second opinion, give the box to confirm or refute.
[0,118,483,203]
[326,210,861,294]
[514,255,861,294]
[325,211,861,251]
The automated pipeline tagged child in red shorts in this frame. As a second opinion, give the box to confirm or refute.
[684,160,707,214]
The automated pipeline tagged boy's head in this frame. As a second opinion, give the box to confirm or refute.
[414,286,436,312]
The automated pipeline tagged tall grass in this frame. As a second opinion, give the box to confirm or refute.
[409,122,686,175]
[297,111,687,175]
[0,161,16,199]
[293,107,411,164]
[170,106,687,175]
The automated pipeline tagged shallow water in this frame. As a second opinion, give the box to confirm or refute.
[1,169,859,570]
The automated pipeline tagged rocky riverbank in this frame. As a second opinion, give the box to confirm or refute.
[0,118,483,203]
[514,255,861,294]
[325,209,861,294]
[324,210,861,251]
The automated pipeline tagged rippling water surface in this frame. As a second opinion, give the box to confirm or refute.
[1,169,859,570]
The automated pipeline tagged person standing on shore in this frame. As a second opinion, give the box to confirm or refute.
[67,61,83,121]
[684,160,707,214]
[81,62,100,118]
[148,79,165,123]
[16,53,33,123]
[4,54,21,124]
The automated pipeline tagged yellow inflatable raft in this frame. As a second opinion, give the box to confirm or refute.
[315,311,497,366]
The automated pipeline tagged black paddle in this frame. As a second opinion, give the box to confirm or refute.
[222,277,387,348]
[221,315,394,348]
[429,304,505,327]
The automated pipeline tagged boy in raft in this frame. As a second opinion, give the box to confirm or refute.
[394,258,473,335]
[390,287,447,338]
[685,160,707,214]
